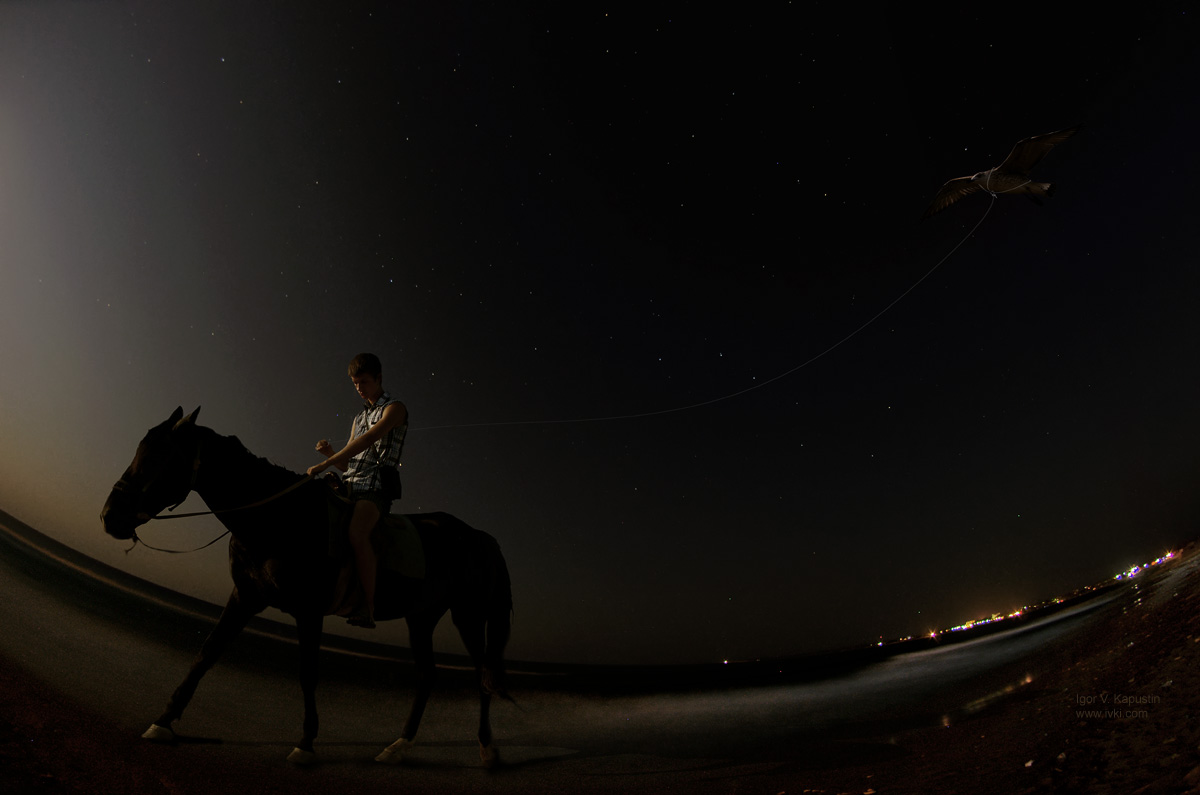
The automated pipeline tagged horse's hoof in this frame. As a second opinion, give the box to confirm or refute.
[375,737,414,765]
[480,743,500,769]
[141,723,175,743]
[287,747,317,765]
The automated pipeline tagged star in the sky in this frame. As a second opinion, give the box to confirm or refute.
[922,126,1080,219]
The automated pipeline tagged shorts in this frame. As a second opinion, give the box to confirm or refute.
[351,489,393,518]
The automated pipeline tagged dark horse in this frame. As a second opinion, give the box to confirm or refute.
[100,407,513,766]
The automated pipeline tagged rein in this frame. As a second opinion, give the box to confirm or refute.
[152,474,315,520]
[128,473,315,555]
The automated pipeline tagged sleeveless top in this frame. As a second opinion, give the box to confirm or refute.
[343,391,406,496]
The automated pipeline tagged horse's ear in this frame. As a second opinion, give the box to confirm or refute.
[169,406,184,425]
[173,406,201,431]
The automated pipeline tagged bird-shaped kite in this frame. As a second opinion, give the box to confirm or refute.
[922,126,1079,219]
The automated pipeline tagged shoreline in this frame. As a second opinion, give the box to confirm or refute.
[5,509,1200,792]
[0,507,1157,688]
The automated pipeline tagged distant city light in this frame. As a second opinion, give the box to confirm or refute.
[1115,552,1173,581]
[873,550,1178,649]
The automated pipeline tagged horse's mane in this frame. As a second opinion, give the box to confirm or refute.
[202,427,306,493]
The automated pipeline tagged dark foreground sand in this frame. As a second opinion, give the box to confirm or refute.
[4,543,1200,794]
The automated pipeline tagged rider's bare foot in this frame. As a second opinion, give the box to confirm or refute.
[347,611,375,629]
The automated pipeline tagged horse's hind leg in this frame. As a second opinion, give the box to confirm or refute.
[144,589,257,742]
[453,609,499,768]
[376,615,439,765]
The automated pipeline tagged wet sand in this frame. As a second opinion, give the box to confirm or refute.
[3,526,1200,793]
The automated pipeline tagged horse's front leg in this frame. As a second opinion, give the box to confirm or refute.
[143,589,258,742]
[286,611,324,765]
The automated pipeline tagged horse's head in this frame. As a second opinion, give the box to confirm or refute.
[101,406,203,540]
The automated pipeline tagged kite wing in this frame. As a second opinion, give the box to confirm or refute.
[997,125,1080,175]
[922,176,983,219]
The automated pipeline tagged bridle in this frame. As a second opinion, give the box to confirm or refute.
[115,435,314,554]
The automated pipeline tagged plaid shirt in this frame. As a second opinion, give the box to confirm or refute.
[343,392,406,495]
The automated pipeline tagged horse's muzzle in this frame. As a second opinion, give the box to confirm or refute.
[100,492,146,540]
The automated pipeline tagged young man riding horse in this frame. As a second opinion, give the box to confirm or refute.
[307,353,407,629]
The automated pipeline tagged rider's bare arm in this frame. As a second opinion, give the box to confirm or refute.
[307,402,407,477]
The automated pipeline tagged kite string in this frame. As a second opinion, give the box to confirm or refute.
[398,197,995,432]
[415,197,997,432]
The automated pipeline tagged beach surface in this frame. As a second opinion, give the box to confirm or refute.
[3,512,1200,794]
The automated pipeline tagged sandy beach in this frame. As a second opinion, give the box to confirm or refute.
[3,535,1200,794]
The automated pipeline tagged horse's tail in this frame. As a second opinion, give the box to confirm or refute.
[482,536,513,701]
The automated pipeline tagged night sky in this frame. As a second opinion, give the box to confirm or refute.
[2,3,1198,665]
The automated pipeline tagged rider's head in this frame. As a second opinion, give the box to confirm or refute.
[348,353,384,403]
[348,353,383,381]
